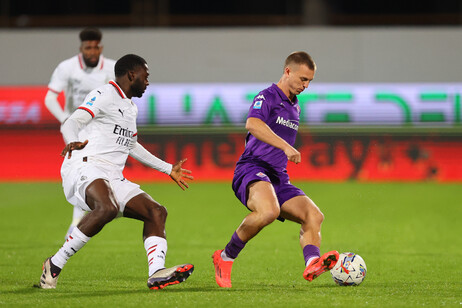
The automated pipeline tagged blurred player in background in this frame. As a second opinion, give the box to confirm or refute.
[212,51,339,288]
[44,27,116,239]
[39,54,194,290]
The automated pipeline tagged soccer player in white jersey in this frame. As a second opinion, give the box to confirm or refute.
[44,27,116,239]
[39,54,194,290]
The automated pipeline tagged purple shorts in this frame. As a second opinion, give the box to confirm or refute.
[232,163,305,221]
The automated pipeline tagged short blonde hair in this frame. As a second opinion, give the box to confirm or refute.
[284,51,316,71]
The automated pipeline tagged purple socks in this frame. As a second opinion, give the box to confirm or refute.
[303,244,320,265]
[224,232,246,259]
[224,233,320,264]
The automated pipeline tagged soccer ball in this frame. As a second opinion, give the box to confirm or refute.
[330,252,367,286]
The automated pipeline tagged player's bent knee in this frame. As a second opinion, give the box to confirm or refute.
[147,203,168,223]
[259,208,280,225]
[300,205,324,226]
[310,208,324,226]
[93,203,119,222]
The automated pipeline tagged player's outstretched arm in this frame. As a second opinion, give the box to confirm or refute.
[129,142,172,174]
[129,143,193,189]
[169,159,194,190]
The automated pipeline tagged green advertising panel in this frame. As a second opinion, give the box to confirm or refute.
[130,83,462,127]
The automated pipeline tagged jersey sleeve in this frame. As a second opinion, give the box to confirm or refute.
[60,109,93,143]
[47,61,69,94]
[76,88,109,118]
[247,92,272,122]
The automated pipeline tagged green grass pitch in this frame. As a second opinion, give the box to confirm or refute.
[0,181,460,307]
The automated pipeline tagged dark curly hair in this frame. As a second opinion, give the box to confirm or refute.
[115,54,147,77]
[79,27,102,42]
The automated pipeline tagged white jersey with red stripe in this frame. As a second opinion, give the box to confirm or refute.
[62,81,138,171]
[48,54,116,119]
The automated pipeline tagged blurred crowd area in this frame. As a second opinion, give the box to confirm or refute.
[1,0,461,27]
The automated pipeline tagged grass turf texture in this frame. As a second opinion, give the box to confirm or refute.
[0,182,460,307]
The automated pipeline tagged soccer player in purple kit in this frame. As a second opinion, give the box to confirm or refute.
[212,51,339,288]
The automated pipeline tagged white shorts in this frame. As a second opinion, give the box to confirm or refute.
[61,158,145,214]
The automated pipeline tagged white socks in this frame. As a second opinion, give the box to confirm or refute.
[144,236,168,276]
[306,256,317,267]
[51,227,91,269]
[221,250,235,262]
[50,230,168,277]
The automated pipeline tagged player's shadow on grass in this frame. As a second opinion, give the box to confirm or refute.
[18,285,219,296]
[5,281,336,297]
[226,282,336,292]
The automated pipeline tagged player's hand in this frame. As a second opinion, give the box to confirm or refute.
[169,158,194,190]
[284,146,301,164]
[61,140,89,159]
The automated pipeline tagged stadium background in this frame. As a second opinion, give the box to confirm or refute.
[1,1,461,183]
[0,2,461,306]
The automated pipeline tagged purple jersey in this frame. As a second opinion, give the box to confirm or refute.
[237,83,300,172]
